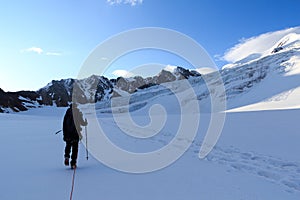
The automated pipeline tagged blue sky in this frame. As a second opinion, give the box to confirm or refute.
[1,0,300,91]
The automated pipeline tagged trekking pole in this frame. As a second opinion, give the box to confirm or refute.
[85,123,89,160]
[55,130,62,135]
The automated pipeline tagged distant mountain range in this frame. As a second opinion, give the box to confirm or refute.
[0,67,201,113]
[1,29,300,113]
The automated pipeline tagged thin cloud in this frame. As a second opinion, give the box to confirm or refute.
[112,69,135,78]
[46,52,62,56]
[21,47,63,56]
[22,47,43,54]
[107,0,143,6]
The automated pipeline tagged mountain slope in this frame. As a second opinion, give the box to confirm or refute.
[0,67,201,113]
[95,31,300,114]
[225,30,300,111]
[0,89,42,113]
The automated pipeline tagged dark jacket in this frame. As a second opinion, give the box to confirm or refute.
[63,106,87,142]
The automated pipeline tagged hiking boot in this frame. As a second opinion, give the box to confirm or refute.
[64,158,69,166]
[70,160,77,169]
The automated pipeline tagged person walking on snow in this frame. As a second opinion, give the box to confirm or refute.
[63,103,87,169]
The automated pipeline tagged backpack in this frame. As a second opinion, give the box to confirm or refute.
[63,108,79,142]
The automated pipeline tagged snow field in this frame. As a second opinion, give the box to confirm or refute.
[0,106,300,199]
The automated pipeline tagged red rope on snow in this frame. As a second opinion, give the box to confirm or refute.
[70,167,76,200]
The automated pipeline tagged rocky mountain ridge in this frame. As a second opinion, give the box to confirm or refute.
[0,66,200,113]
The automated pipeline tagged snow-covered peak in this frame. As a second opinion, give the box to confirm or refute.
[163,64,177,73]
[270,32,300,53]
[222,27,300,69]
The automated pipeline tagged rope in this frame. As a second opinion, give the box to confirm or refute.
[69,167,76,200]
[85,125,88,160]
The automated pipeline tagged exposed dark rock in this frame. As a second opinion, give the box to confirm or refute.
[156,70,176,84]
[174,66,201,79]
[0,89,42,112]
[137,83,158,90]
[0,67,203,113]
[37,79,74,107]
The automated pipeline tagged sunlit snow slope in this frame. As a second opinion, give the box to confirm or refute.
[224,28,300,111]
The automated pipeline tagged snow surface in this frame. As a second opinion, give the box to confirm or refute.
[1,104,300,199]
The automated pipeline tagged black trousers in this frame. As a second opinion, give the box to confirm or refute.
[64,141,79,165]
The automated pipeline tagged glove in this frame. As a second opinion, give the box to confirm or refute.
[78,133,83,141]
